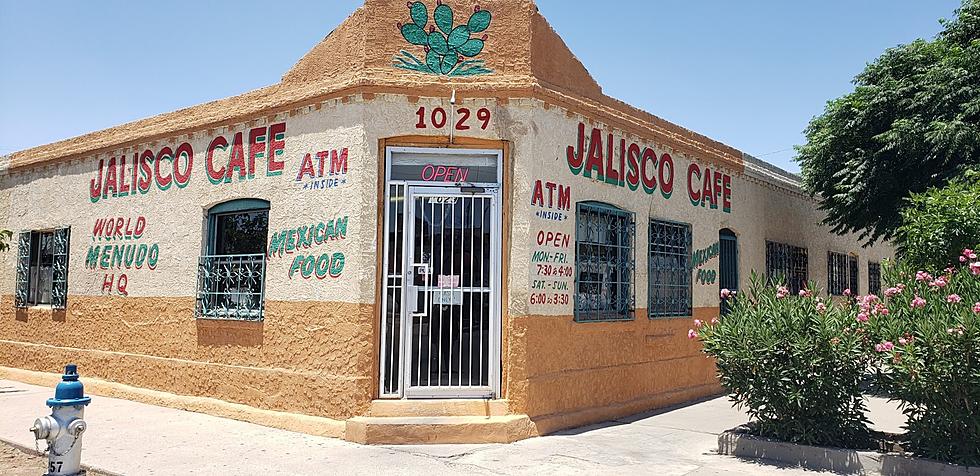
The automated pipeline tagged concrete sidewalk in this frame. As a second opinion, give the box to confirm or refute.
[0,379,903,475]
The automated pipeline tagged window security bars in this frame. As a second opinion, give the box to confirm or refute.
[765,241,808,294]
[849,255,859,296]
[15,228,70,309]
[828,251,851,296]
[868,262,882,297]
[575,202,635,322]
[648,219,691,318]
[195,254,266,320]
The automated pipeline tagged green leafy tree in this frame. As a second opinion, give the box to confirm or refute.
[796,0,980,245]
[897,171,980,270]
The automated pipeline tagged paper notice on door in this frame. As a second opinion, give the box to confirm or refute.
[431,289,463,306]
[437,275,461,288]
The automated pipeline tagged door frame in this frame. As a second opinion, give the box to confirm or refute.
[401,185,501,398]
[377,143,507,399]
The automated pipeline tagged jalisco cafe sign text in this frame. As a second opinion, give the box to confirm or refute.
[88,122,287,203]
[565,122,732,212]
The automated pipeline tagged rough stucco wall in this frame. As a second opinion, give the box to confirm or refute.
[502,102,895,428]
[0,98,379,419]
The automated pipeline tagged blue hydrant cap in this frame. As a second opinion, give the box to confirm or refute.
[47,364,91,407]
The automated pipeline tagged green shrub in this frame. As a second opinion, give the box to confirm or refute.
[897,172,980,271]
[864,256,980,465]
[693,274,872,448]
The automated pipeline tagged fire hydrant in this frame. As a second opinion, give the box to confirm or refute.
[30,364,91,476]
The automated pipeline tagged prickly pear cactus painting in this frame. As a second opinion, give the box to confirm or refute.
[394,1,492,76]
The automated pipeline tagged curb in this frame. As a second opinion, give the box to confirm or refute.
[718,429,980,476]
[0,436,125,476]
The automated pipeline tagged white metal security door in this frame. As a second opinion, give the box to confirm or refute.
[402,186,500,398]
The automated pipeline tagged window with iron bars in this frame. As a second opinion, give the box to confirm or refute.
[648,219,691,318]
[765,241,808,294]
[574,201,635,322]
[868,261,882,297]
[196,199,269,321]
[828,251,859,296]
[14,228,70,309]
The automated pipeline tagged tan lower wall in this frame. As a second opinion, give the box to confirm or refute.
[0,295,375,419]
[506,307,722,433]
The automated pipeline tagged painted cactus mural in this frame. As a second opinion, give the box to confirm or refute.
[394,1,492,76]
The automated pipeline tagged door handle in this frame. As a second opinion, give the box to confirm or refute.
[411,263,431,317]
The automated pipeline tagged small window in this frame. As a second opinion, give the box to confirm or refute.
[828,251,859,296]
[765,241,808,294]
[574,202,635,322]
[648,219,691,318]
[196,199,270,320]
[868,261,881,296]
[14,228,70,309]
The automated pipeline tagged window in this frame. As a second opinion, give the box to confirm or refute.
[574,202,634,322]
[648,219,691,318]
[15,228,70,309]
[868,261,882,297]
[765,241,808,294]
[828,251,859,296]
[196,199,270,320]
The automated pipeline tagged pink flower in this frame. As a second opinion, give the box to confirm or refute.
[961,256,969,263]
[884,287,901,298]
[776,286,789,299]
[843,288,852,297]
[915,271,932,282]
[910,296,927,309]
[973,302,980,314]
[897,283,906,291]
[687,329,698,339]
[876,304,890,316]
[816,302,827,313]
[884,341,894,351]
[720,288,732,299]
[875,341,894,352]
[694,319,704,328]
[947,294,963,304]
[970,262,980,276]
[898,337,908,345]
[710,317,719,325]
[798,289,813,298]
[930,277,948,288]
[856,312,869,323]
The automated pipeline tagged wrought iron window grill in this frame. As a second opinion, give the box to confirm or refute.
[827,251,852,296]
[574,202,635,322]
[765,241,808,294]
[14,228,70,309]
[648,219,692,318]
[868,261,882,297]
[195,253,266,320]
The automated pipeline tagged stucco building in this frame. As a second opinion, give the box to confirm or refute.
[0,0,892,444]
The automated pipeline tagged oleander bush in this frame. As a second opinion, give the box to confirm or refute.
[863,254,980,465]
[693,274,872,448]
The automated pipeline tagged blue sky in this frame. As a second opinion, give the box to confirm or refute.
[0,1,961,172]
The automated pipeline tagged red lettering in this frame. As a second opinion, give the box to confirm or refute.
[687,163,702,204]
[659,153,674,197]
[557,185,571,211]
[330,149,348,175]
[545,182,557,208]
[104,156,118,197]
[626,143,640,190]
[118,156,131,195]
[134,216,146,238]
[296,153,316,181]
[155,147,173,189]
[138,150,154,192]
[640,148,657,193]
[90,158,104,202]
[701,167,714,207]
[584,127,604,178]
[531,180,544,207]
[723,174,732,212]
[267,122,286,175]
[206,137,228,183]
[226,132,246,180]
[173,142,193,186]
[566,122,585,171]
[421,164,435,181]
[247,127,266,178]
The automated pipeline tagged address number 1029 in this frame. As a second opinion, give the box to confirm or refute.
[415,106,491,130]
